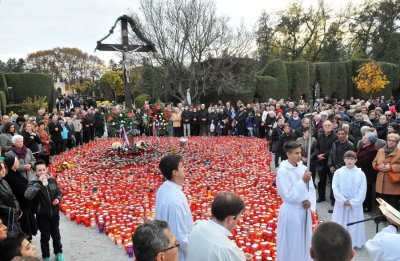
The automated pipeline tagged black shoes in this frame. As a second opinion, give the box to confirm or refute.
[316,198,325,203]
[328,209,333,213]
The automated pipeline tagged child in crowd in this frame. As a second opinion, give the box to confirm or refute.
[331,150,367,248]
[0,233,37,261]
[24,161,64,261]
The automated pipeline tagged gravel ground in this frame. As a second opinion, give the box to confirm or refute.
[31,158,379,261]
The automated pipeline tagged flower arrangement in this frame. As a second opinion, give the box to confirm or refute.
[105,107,136,137]
[144,103,168,136]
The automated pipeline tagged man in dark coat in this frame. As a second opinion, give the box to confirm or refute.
[198,104,209,136]
[312,120,338,203]
[350,109,371,144]
[48,115,62,155]
[327,128,355,209]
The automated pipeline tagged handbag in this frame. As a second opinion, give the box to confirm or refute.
[7,208,22,238]
[387,171,400,184]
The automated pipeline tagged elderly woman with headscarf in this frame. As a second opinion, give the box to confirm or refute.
[5,135,36,181]
[356,132,378,212]
[372,133,400,211]
[0,160,22,236]
[3,156,37,240]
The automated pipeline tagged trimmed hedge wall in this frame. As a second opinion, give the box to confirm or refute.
[256,59,400,101]
[255,59,288,100]
[285,61,310,101]
[376,62,399,98]
[0,73,7,101]
[0,91,6,115]
[4,73,55,110]
[255,75,278,101]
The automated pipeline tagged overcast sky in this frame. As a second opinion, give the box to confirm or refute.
[0,0,360,63]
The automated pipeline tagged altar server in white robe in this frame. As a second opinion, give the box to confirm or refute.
[366,223,400,261]
[276,141,316,261]
[187,192,252,261]
[156,154,194,261]
[331,150,367,248]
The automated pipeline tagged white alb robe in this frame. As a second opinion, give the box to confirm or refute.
[366,225,400,261]
[276,160,316,261]
[156,180,194,261]
[331,166,367,248]
[187,220,246,261]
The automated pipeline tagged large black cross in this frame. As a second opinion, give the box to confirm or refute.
[96,15,156,108]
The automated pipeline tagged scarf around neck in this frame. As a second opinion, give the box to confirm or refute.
[12,145,27,159]
[384,146,395,156]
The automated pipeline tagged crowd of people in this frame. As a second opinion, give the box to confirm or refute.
[1,94,400,260]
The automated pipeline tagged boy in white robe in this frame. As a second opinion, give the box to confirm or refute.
[332,150,367,248]
[277,141,316,261]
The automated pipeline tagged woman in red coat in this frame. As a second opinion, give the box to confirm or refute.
[356,132,378,212]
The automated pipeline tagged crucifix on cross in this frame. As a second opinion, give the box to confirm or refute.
[95,15,156,108]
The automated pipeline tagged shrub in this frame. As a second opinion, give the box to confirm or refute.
[134,94,150,109]
[22,96,48,116]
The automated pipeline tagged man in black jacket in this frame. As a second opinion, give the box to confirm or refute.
[25,160,64,261]
[181,106,192,137]
[223,102,233,135]
[350,109,371,144]
[48,115,62,155]
[198,104,209,136]
[312,120,338,203]
[327,128,355,209]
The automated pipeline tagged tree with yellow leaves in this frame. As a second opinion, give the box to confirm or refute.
[353,61,390,94]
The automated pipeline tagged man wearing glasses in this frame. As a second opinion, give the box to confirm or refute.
[187,192,252,261]
[156,154,193,261]
[133,220,180,261]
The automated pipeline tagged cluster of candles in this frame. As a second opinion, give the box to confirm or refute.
[51,137,320,260]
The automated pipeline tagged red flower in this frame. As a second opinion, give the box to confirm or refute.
[107,116,114,121]
[147,109,153,115]
[155,104,161,110]
[127,112,133,118]
[114,108,120,114]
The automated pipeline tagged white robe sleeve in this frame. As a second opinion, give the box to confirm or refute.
[308,179,317,211]
[349,172,367,206]
[277,170,309,203]
[332,170,347,205]
[210,246,246,261]
[166,202,191,256]
[365,225,398,261]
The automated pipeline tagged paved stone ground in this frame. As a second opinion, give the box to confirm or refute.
[31,158,379,261]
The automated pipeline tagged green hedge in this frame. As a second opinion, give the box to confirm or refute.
[377,62,399,98]
[6,103,25,115]
[285,61,311,101]
[0,91,6,115]
[255,59,288,100]
[313,62,331,98]
[4,73,55,110]
[255,59,400,101]
[255,75,278,101]
[344,61,354,98]
[0,73,7,100]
